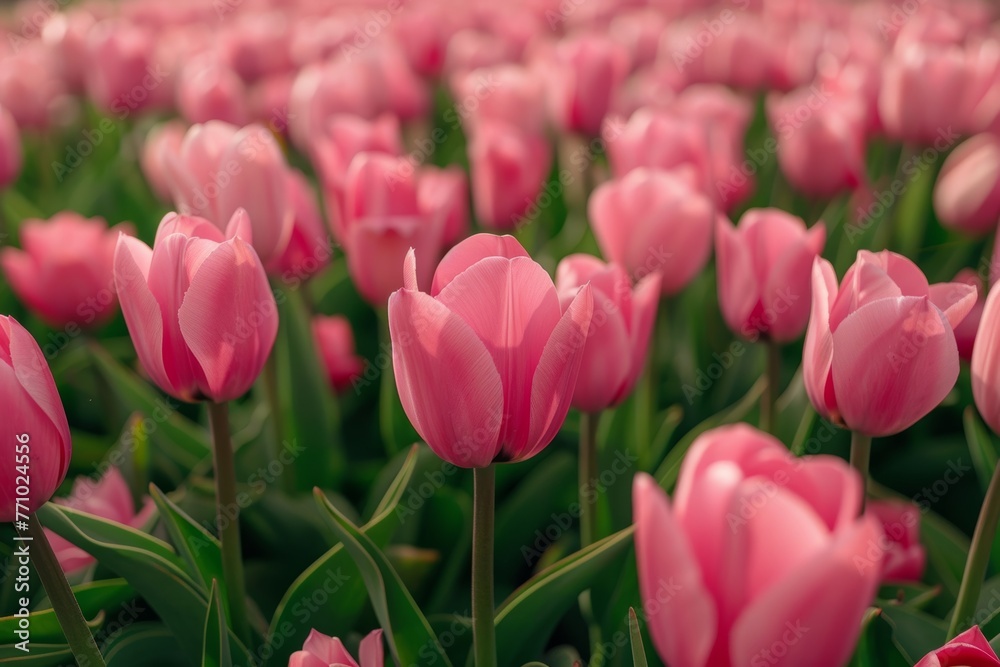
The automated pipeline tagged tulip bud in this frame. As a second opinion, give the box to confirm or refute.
[270,171,331,282]
[934,133,1000,236]
[867,499,926,583]
[312,315,365,394]
[915,627,1000,666]
[546,34,630,136]
[177,54,250,126]
[291,629,383,667]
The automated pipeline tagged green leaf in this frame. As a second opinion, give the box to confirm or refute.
[313,489,452,667]
[494,526,634,666]
[149,485,225,597]
[0,579,134,644]
[0,643,74,665]
[628,608,647,667]
[648,406,684,471]
[965,406,998,495]
[103,623,187,667]
[202,581,232,667]
[880,604,947,664]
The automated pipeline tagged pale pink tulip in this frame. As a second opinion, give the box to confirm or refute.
[0,43,71,131]
[313,315,365,394]
[970,281,1000,435]
[42,9,97,94]
[290,629,383,667]
[177,54,250,126]
[452,65,547,134]
[867,499,926,583]
[915,627,1000,667]
[606,108,712,187]
[934,134,1000,236]
[952,269,985,362]
[85,19,171,115]
[141,120,186,202]
[546,34,630,136]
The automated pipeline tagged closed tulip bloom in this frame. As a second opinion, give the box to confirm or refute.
[388,234,594,468]
[290,629,383,667]
[606,108,711,184]
[867,499,925,582]
[634,424,881,667]
[1,315,71,522]
[934,134,1000,235]
[141,120,186,202]
[949,269,986,363]
[0,44,70,131]
[452,65,547,134]
[555,255,660,413]
[0,104,21,189]
[1,213,133,329]
[590,168,717,295]
[165,121,293,268]
[915,627,1000,667]
[969,282,1000,435]
[270,171,330,282]
[467,120,551,230]
[418,166,469,246]
[177,54,249,126]
[804,251,976,437]
[546,34,630,136]
[41,9,97,94]
[85,20,170,115]
[313,315,364,394]
[114,210,277,403]
[715,210,826,343]
[47,467,155,574]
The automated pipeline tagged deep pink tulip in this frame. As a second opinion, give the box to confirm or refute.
[313,315,364,394]
[1,213,133,329]
[867,499,925,583]
[546,34,630,136]
[0,104,21,189]
[715,210,826,343]
[141,120,186,202]
[114,210,277,403]
[164,121,293,268]
[177,54,250,126]
[915,627,1000,667]
[388,234,594,468]
[633,424,881,667]
[46,467,155,574]
[290,629,383,667]
[555,255,660,413]
[85,19,171,115]
[934,134,1000,236]
[271,171,331,282]
[1,315,71,522]
[589,168,718,295]
[467,120,551,230]
[952,269,985,362]
[804,251,976,436]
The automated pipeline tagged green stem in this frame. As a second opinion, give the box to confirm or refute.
[948,460,1000,639]
[849,431,872,514]
[207,401,252,647]
[579,411,601,548]
[22,514,107,667]
[261,350,292,492]
[472,465,497,667]
[761,340,781,435]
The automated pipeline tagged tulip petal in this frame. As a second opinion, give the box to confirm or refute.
[828,259,903,332]
[802,258,840,423]
[623,271,662,401]
[716,217,759,337]
[358,629,384,667]
[973,286,1000,433]
[633,473,717,667]
[833,296,959,436]
[302,629,359,667]
[929,281,978,330]
[431,233,529,295]
[155,212,226,245]
[565,282,628,413]
[387,288,504,467]
[762,223,826,342]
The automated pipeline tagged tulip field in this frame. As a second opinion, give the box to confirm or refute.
[5,0,1000,665]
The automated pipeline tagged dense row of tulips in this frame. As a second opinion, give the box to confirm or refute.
[4,0,1000,665]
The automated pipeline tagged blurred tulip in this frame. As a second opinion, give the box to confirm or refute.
[934,133,1000,236]
[969,281,1000,435]
[218,12,294,84]
[418,166,469,246]
[85,19,170,115]
[867,499,926,582]
[452,65,546,134]
[546,34,629,136]
[716,209,826,343]
[556,255,660,413]
[915,627,1000,666]
[164,121,293,268]
[606,108,711,185]
[0,43,71,130]
[290,629,383,667]
[313,315,365,394]
[141,120,186,202]
[1,213,132,329]
[270,171,331,282]
[42,9,97,94]
[589,168,717,295]
[0,315,71,522]
[952,269,986,362]
[0,104,21,189]
[114,210,277,403]
[804,251,976,436]
[46,467,155,574]
[177,54,250,126]
[633,424,881,667]
[388,234,594,468]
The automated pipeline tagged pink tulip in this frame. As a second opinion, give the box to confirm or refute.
[313,315,365,394]
[290,629,383,667]
[42,9,98,94]
[85,19,171,115]
[452,65,546,134]
[606,108,712,187]
[934,134,1000,236]
[467,120,551,230]
[1,213,133,329]
[388,234,594,468]
[715,210,826,343]
[418,166,469,247]
[164,121,293,268]
[177,54,250,126]
[546,34,630,136]
[46,467,155,574]
[867,499,926,583]
[804,251,976,436]
[915,627,1000,667]
[589,168,718,295]
[0,104,21,189]
[0,315,72,522]
[634,424,881,667]
[270,171,331,283]
[141,120,186,202]
[952,269,985,362]
[555,255,660,413]
[114,210,277,403]
[969,281,1000,435]
[0,43,71,131]
[217,13,294,84]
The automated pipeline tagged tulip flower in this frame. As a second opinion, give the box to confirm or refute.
[452,65,547,134]
[85,19,171,115]
[0,104,21,189]
[546,34,629,136]
[114,210,277,404]
[47,467,155,575]
[0,43,71,131]
[970,280,1000,435]
[177,54,249,126]
[164,121,293,268]
[41,9,97,94]
[934,134,1000,236]
[633,424,882,667]
[270,171,331,283]
[312,114,402,216]
[313,315,365,394]
[915,627,1000,666]
[418,166,469,247]
[141,120,186,202]
[605,108,712,188]
[290,629,383,667]
[867,499,926,583]
[589,168,718,295]
[1,213,133,329]
[952,269,985,362]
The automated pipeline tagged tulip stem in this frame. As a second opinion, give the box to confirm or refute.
[948,458,1000,640]
[261,350,292,492]
[20,514,107,667]
[579,411,601,547]
[849,431,872,513]
[207,401,253,648]
[472,465,497,667]
[761,340,781,435]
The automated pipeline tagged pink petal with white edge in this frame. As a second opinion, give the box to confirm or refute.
[802,258,840,423]
[431,233,529,295]
[928,281,978,330]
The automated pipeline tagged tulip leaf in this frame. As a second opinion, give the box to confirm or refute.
[628,608,648,667]
[202,581,232,667]
[0,578,135,644]
[965,406,998,496]
[313,488,452,667]
[494,526,634,666]
[103,623,188,667]
[264,445,420,667]
[0,643,75,665]
[149,484,225,598]
[880,604,947,664]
